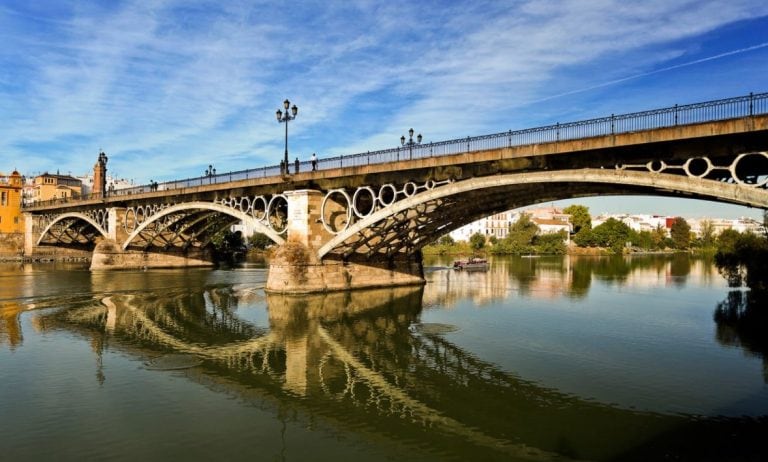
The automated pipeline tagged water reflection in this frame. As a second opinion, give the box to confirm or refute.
[17,268,762,461]
[714,291,768,382]
[424,254,713,306]
[0,301,23,349]
[2,258,767,461]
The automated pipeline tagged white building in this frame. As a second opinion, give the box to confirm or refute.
[76,173,135,195]
[688,217,765,236]
[448,207,571,242]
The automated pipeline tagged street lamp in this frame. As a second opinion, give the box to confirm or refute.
[276,99,298,174]
[205,164,216,183]
[400,128,422,160]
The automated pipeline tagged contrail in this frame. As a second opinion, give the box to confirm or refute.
[531,42,768,103]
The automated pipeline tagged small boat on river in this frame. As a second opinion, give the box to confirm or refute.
[452,257,488,271]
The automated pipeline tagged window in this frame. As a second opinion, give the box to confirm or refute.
[1,191,6,206]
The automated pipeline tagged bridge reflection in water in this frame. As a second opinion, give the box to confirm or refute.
[22,264,764,462]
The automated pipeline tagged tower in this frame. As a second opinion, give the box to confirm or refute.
[0,170,23,233]
[93,150,108,198]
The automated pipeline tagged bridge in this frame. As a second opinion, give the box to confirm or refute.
[23,92,768,292]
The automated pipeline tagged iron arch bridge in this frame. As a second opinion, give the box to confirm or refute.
[28,153,768,257]
[317,155,768,260]
[36,211,109,247]
[120,201,286,251]
[22,92,768,290]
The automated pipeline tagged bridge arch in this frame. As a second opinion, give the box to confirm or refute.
[122,201,285,250]
[36,212,109,246]
[318,168,768,259]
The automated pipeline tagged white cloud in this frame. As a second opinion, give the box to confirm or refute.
[1,0,767,186]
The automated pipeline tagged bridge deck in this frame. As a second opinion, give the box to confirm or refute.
[24,112,768,213]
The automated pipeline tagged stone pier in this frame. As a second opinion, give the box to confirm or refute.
[90,238,214,270]
[90,206,215,270]
[265,190,425,294]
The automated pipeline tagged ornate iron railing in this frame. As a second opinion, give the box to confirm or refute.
[24,92,768,208]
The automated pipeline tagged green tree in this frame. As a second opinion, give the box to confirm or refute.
[717,228,742,253]
[698,219,716,249]
[563,204,592,234]
[534,231,567,254]
[493,213,539,254]
[438,234,455,246]
[469,232,486,251]
[715,230,768,291]
[651,225,668,249]
[590,218,631,254]
[573,228,595,247]
[669,217,691,249]
[633,230,655,250]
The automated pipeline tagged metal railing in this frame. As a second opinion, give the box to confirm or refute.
[24,92,768,209]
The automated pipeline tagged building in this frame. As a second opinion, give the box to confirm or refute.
[448,207,571,242]
[531,218,572,242]
[0,170,24,233]
[590,214,766,237]
[31,172,82,203]
[76,173,134,196]
[449,211,517,241]
[688,217,765,236]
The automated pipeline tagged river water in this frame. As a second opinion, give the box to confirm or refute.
[1,255,766,461]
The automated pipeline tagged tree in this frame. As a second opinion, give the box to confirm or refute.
[717,228,742,253]
[698,219,716,249]
[469,232,486,251]
[590,218,631,253]
[633,230,655,250]
[669,217,691,249]
[715,230,768,291]
[492,213,539,254]
[509,213,538,241]
[534,230,567,254]
[438,234,455,246]
[563,204,592,234]
[573,228,595,247]
[651,225,668,249]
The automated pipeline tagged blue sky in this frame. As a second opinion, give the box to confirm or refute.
[2,1,768,219]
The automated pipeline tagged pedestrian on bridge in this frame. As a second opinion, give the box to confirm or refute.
[295,157,300,174]
[311,152,317,171]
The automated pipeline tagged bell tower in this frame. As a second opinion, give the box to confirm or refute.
[93,150,108,198]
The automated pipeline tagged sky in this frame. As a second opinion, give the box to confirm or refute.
[1,0,767,219]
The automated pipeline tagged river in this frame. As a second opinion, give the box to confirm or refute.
[1,255,766,461]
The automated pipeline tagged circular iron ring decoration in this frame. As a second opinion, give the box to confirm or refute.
[730,152,768,187]
[321,189,352,235]
[352,186,377,218]
[266,194,289,235]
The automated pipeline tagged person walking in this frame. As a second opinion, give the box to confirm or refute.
[294,157,300,174]
[311,152,318,171]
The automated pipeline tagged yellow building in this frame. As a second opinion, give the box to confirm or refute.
[32,172,82,203]
[0,170,23,233]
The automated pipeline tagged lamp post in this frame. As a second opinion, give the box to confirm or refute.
[276,99,298,174]
[205,164,216,183]
[400,128,422,160]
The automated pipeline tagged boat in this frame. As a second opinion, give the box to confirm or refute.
[452,257,488,271]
